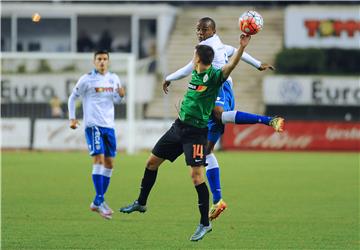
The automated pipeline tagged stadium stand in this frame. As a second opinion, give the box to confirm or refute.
[146,6,284,118]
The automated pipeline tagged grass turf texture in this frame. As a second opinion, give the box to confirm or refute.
[2,151,359,249]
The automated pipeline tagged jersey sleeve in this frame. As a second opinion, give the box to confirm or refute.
[213,69,226,86]
[112,74,123,104]
[225,45,236,57]
[67,74,87,120]
[113,73,122,88]
[72,74,88,98]
[241,51,262,69]
[225,44,262,69]
[165,60,194,81]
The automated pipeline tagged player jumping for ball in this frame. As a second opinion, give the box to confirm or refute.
[162,17,284,221]
[120,33,252,241]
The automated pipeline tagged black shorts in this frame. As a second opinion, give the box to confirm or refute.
[152,119,208,167]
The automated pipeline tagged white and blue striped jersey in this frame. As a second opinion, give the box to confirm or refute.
[68,69,123,128]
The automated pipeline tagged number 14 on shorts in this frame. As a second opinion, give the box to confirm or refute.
[192,144,204,159]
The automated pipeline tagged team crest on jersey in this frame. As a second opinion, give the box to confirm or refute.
[203,74,209,83]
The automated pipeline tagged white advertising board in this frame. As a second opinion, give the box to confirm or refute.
[1,73,154,104]
[1,74,79,103]
[285,6,360,48]
[263,76,360,106]
[1,118,31,148]
[33,119,173,151]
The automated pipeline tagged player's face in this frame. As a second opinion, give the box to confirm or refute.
[94,54,109,74]
[196,21,215,42]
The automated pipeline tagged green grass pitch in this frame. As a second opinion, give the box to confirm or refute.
[2,151,359,249]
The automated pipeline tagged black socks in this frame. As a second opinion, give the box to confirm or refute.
[137,168,158,206]
[195,182,210,226]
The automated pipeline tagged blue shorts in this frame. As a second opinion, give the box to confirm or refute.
[207,80,235,144]
[85,126,117,157]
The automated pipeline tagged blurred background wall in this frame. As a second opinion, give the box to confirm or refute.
[1,1,359,152]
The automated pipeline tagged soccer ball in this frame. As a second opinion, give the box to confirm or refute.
[239,11,263,35]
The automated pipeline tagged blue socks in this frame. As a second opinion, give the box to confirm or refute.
[92,164,113,206]
[92,164,104,205]
[101,167,113,194]
[222,110,271,125]
[206,153,222,204]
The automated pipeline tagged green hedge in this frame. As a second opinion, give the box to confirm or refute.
[275,48,360,75]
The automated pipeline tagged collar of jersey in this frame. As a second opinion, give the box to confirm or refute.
[92,69,110,76]
[202,34,218,43]
[196,65,213,76]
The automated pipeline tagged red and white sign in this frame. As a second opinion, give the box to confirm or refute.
[222,121,360,151]
[285,6,360,48]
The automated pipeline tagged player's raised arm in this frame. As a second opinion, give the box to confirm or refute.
[162,60,194,94]
[221,34,251,79]
[225,44,274,71]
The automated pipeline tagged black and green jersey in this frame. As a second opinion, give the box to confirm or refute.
[179,65,225,128]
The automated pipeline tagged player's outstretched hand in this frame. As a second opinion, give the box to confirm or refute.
[163,80,171,94]
[258,63,275,71]
[70,119,79,129]
[240,33,251,48]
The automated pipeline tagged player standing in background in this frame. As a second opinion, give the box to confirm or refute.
[120,34,251,241]
[162,17,284,221]
[68,50,125,220]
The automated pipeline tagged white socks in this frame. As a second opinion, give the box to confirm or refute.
[206,153,220,171]
[92,164,103,175]
[221,111,237,124]
[101,167,113,177]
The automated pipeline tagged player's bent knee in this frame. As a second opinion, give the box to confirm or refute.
[146,154,164,170]
[191,167,205,185]
[93,154,105,165]
[192,175,205,185]
[104,158,114,169]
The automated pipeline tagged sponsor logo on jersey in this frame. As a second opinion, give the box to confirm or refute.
[188,83,208,92]
[95,87,113,93]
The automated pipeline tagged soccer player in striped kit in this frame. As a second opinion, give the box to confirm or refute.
[68,50,125,220]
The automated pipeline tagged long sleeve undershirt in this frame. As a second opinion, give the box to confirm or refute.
[165,46,261,82]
